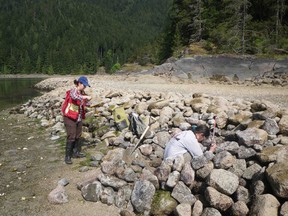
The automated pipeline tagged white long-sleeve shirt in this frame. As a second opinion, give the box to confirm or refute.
[164,130,203,160]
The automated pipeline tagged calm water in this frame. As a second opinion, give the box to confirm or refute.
[0,78,44,111]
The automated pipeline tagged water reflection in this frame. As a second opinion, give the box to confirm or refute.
[0,78,44,111]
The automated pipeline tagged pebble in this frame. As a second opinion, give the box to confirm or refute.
[58,178,69,187]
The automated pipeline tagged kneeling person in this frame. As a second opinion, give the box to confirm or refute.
[164,124,216,160]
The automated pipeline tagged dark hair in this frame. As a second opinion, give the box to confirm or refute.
[74,79,79,86]
[193,124,210,138]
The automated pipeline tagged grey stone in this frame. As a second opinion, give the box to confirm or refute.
[166,171,180,188]
[153,131,171,148]
[231,201,249,216]
[79,166,90,172]
[175,203,191,216]
[215,141,239,155]
[131,160,146,168]
[252,180,265,196]
[201,207,222,216]
[196,161,214,180]
[48,185,68,204]
[237,145,256,159]
[266,162,288,198]
[101,148,125,175]
[89,161,100,167]
[191,155,208,170]
[205,186,233,211]
[213,150,236,169]
[280,201,288,216]
[58,178,69,187]
[172,112,186,127]
[180,163,195,186]
[262,118,280,135]
[100,187,115,206]
[257,145,288,164]
[171,181,196,205]
[97,173,127,190]
[279,115,288,135]
[228,159,246,177]
[139,144,153,156]
[115,188,126,208]
[235,186,250,204]
[249,194,280,216]
[140,168,159,190]
[119,209,135,216]
[148,100,170,110]
[207,169,239,195]
[236,128,268,146]
[91,152,104,161]
[192,200,203,216]
[242,163,262,180]
[280,136,288,145]
[81,181,102,202]
[155,160,172,189]
[131,180,155,213]
[115,167,137,183]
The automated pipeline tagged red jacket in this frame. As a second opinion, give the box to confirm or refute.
[62,90,86,120]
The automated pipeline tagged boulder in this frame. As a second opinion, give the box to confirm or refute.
[48,185,68,204]
[175,203,192,216]
[279,115,288,135]
[236,128,268,146]
[205,186,234,211]
[81,181,102,202]
[249,194,280,216]
[257,145,288,164]
[207,169,239,195]
[171,181,196,205]
[231,201,249,216]
[131,180,156,213]
[266,162,288,199]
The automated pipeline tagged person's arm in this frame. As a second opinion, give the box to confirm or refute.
[70,88,91,101]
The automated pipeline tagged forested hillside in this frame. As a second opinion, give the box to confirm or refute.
[0,0,172,74]
[166,0,288,56]
[1,0,287,75]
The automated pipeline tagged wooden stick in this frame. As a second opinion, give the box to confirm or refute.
[130,125,150,155]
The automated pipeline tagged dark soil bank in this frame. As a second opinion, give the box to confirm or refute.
[0,110,119,216]
[0,110,62,215]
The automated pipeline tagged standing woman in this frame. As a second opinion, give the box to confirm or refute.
[62,76,92,164]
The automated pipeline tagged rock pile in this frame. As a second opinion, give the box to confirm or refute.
[16,78,288,216]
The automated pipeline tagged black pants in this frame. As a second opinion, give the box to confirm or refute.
[63,116,82,143]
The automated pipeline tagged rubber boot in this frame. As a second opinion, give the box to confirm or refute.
[65,141,73,164]
[72,139,86,158]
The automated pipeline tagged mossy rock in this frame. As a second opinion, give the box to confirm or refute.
[150,190,178,216]
[95,125,110,137]
[95,141,110,155]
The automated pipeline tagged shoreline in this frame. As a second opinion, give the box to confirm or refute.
[0,74,52,78]
[1,74,288,215]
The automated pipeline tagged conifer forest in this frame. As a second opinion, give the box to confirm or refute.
[0,0,287,74]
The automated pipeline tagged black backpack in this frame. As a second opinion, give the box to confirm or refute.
[129,112,147,138]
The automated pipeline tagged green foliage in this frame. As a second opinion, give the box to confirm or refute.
[110,63,121,74]
[166,0,288,56]
[2,0,287,73]
[0,0,172,74]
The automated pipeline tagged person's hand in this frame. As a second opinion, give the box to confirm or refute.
[209,143,217,152]
[84,95,92,101]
